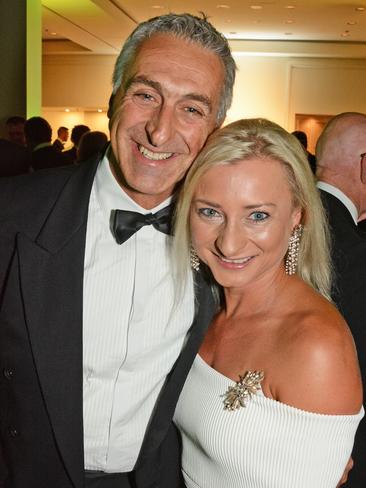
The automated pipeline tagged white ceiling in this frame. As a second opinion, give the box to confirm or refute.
[42,0,366,56]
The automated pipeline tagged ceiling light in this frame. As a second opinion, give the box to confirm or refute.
[65,108,70,112]
[285,5,295,9]
[51,32,57,36]
[97,109,103,113]
[250,5,263,10]
[347,21,357,25]
[217,4,230,8]
[285,19,294,24]
[284,32,293,35]
[341,30,350,37]
[151,5,164,8]
[355,6,365,11]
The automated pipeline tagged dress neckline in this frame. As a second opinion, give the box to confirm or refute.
[195,354,364,419]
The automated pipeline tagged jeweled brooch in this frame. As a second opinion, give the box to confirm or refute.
[222,371,264,411]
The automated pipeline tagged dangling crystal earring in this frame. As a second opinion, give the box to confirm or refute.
[285,224,303,275]
[190,246,200,271]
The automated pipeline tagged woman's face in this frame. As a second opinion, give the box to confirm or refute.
[190,157,302,290]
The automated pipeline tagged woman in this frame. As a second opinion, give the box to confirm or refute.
[173,119,363,487]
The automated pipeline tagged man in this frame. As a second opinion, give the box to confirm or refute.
[316,112,366,487]
[53,126,69,151]
[62,124,90,165]
[0,13,235,488]
[24,116,66,171]
[5,116,26,146]
[291,130,316,173]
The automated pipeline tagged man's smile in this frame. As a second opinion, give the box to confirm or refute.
[138,143,174,161]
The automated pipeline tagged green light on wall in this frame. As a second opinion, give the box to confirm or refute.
[27,0,42,117]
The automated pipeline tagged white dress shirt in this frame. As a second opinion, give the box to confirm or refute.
[83,154,194,472]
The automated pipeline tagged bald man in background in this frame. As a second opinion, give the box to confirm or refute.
[316,112,366,487]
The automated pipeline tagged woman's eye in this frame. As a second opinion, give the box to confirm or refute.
[198,208,220,218]
[250,211,269,222]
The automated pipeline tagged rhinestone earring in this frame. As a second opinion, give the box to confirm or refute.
[285,224,303,275]
[190,246,200,271]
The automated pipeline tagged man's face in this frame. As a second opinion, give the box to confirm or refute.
[7,123,25,146]
[110,33,225,209]
[60,129,69,142]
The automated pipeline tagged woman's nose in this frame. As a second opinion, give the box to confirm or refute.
[215,222,247,258]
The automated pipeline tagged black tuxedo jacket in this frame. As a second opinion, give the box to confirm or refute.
[0,156,215,488]
[320,189,366,487]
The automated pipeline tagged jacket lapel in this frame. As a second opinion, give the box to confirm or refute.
[136,271,216,467]
[17,159,99,488]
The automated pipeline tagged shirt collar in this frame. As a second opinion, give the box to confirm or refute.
[33,142,52,152]
[94,150,172,217]
[317,181,358,224]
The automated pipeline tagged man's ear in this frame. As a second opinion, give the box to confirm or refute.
[361,155,366,184]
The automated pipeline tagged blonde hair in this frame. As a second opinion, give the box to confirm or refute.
[173,118,332,300]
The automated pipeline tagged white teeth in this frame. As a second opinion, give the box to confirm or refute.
[221,256,252,264]
[138,145,173,160]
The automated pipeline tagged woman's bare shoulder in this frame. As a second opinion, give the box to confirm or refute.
[273,285,362,415]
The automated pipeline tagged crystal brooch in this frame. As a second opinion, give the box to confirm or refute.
[222,370,264,411]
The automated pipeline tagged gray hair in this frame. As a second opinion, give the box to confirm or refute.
[110,12,236,125]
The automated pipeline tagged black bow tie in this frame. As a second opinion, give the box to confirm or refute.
[111,205,173,244]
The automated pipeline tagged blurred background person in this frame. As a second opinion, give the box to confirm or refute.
[77,130,108,163]
[292,130,316,174]
[6,116,26,146]
[0,138,30,177]
[53,126,69,152]
[24,116,65,171]
[62,124,90,165]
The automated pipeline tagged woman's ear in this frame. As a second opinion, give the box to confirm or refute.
[292,206,302,227]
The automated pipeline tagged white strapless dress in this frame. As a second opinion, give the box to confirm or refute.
[174,355,364,488]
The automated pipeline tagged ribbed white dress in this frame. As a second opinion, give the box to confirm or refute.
[174,355,364,488]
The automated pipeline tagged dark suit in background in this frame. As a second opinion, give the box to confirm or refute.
[320,189,366,487]
[53,138,64,152]
[0,139,30,177]
[31,144,66,171]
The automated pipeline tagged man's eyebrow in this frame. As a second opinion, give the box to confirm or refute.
[126,76,162,93]
[126,76,212,113]
[183,94,212,113]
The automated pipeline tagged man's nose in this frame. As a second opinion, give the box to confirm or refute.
[215,221,247,257]
[145,105,174,147]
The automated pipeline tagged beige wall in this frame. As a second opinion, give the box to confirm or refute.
[42,50,366,137]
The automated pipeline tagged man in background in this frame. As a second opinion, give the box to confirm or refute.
[316,112,366,487]
[5,116,26,146]
[24,116,65,171]
[0,13,235,488]
[62,124,90,164]
[292,129,316,173]
[53,126,69,151]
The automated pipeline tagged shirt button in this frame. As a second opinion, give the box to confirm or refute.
[9,428,19,438]
[3,368,14,380]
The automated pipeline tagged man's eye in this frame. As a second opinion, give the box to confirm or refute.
[185,106,203,117]
[135,93,155,102]
[249,211,269,222]
[198,208,220,218]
